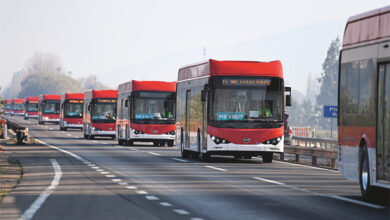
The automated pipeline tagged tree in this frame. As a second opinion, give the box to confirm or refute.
[315,37,341,129]
[81,75,110,90]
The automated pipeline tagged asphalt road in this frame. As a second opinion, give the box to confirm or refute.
[0,115,389,220]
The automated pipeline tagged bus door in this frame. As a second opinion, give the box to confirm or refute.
[201,89,207,151]
[377,63,390,181]
[185,90,191,149]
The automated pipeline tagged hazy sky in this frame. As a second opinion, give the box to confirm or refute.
[1,0,389,93]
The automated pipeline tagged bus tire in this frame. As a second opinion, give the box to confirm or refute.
[111,136,116,140]
[262,152,273,163]
[359,147,379,200]
[118,139,123,145]
[63,127,67,131]
[168,140,174,147]
[181,140,190,159]
[127,140,134,146]
[84,134,88,139]
[200,151,210,161]
[153,141,159,146]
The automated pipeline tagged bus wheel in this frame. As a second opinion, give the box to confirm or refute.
[127,140,134,146]
[63,127,67,131]
[359,147,378,200]
[60,127,63,131]
[89,135,95,140]
[181,143,190,158]
[118,139,123,145]
[168,140,174,147]
[262,152,273,163]
[200,151,210,161]
[84,134,88,139]
[153,141,159,146]
[111,136,116,140]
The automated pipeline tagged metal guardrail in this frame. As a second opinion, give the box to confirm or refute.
[280,136,338,168]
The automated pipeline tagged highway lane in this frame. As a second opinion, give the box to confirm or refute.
[1,115,389,219]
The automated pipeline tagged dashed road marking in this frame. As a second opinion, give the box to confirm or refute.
[159,202,172,207]
[136,190,148,195]
[274,160,339,173]
[106,175,115,178]
[87,164,95,167]
[171,158,188,163]
[252,177,384,209]
[126,186,138,190]
[205,165,227,172]
[145,196,159,200]
[93,141,98,143]
[173,209,190,215]
[191,218,205,220]
[66,133,72,136]
[91,166,100,169]
[100,172,110,175]
[148,152,161,156]
[118,182,128,186]
[96,169,104,172]
[112,179,122,182]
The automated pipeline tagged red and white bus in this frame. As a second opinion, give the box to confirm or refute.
[177,59,291,161]
[117,80,176,146]
[24,97,39,119]
[4,99,12,115]
[38,95,61,124]
[83,90,117,139]
[11,98,25,116]
[338,6,390,199]
[60,93,84,131]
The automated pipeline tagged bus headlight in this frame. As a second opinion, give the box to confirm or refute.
[210,135,230,144]
[166,130,176,135]
[262,136,282,145]
[133,129,144,134]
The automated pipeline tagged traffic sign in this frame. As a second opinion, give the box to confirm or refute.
[324,106,338,118]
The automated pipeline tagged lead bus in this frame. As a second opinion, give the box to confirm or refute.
[24,97,39,119]
[177,59,291,162]
[4,99,12,115]
[11,98,25,116]
[338,6,390,199]
[117,80,176,146]
[83,90,117,139]
[38,95,61,124]
[60,93,84,131]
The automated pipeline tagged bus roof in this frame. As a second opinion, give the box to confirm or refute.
[26,97,39,101]
[178,59,283,81]
[118,80,176,94]
[62,93,84,100]
[5,99,12,104]
[343,6,390,47]
[41,95,61,101]
[84,90,118,99]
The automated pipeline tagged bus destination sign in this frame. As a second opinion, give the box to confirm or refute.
[97,99,116,103]
[222,79,271,87]
[69,99,84,103]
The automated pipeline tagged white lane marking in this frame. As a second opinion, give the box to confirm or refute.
[136,190,148,195]
[274,160,339,173]
[83,161,91,164]
[91,166,100,169]
[93,141,98,143]
[126,186,138,190]
[159,202,172,207]
[148,152,161,156]
[173,209,190,215]
[112,179,122,182]
[49,128,53,130]
[100,171,110,175]
[66,133,72,136]
[35,139,85,162]
[87,164,95,167]
[118,182,128,186]
[205,165,227,172]
[145,196,159,200]
[106,175,115,178]
[252,177,384,209]
[171,158,188,163]
[191,218,205,220]
[128,147,139,151]
[21,159,62,220]
[96,169,104,172]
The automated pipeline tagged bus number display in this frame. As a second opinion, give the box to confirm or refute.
[28,101,39,104]
[222,79,271,87]
[69,100,84,103]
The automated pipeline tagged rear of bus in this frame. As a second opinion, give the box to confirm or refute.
[84,90,117,139]
[24,97,39,119]
[60,93,84,131]
[12,98,25,116]
[129,81,176,146]
[38,95,61,124]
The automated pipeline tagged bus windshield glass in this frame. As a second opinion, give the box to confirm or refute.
[42,100,60,114]
[13,103,24,111]
[210,77,283,127]
[131,91,176,123]
[65,103,83,118]
[91,99,116,123]
[26,103,38,112]
[4,103,11,110]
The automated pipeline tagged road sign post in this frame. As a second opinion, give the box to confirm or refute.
[323,106,338,139]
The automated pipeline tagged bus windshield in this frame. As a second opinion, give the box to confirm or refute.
[26,103,38,112]
[210,77,283,128]
[42,100,60,114]
[131,91,176,123]
[91,103,116,123]
[4,104,11,110]
[65,103,83,118]
[13,103,24,110]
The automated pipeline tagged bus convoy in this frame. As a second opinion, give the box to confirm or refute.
[338,6,390,199]
[2,6,389,200]
[117,80,176,146]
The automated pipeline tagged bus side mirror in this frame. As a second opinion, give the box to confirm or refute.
[285,86,292,107]
[201,90,207,102]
